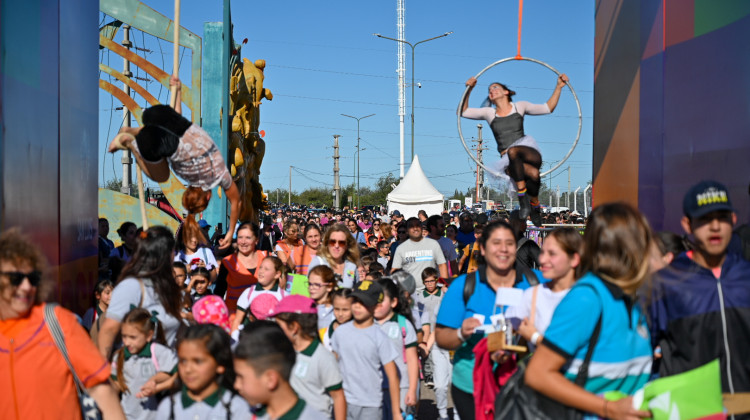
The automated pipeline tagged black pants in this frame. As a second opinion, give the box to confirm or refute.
[451,384,474,420]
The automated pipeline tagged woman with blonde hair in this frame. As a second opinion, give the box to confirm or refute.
[307,223,360,288]
[524,202,653,419]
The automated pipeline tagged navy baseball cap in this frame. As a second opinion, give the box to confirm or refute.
[351,280,384,308]
[683,180,734,219]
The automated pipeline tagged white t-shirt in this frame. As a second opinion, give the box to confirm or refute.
[174,247,218,271]
[107,277,184,347]
[391,238,446,293]
[505,284,570,351]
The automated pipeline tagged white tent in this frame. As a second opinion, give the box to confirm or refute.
[387,155,444,218]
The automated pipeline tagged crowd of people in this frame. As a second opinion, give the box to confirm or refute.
[2,179,750,420]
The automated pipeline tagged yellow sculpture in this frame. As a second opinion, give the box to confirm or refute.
[229,57,272,222]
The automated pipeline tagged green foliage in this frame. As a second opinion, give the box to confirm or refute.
[268,173,399,208]
[103,178,139,198]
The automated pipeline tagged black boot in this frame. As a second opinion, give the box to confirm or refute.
[518,194,531,220]
[530,206,542,227]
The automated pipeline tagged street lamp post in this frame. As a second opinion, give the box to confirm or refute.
[374,31,452,160]
[341,113,375,209]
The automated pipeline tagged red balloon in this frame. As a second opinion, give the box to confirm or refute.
[260,130,266,138]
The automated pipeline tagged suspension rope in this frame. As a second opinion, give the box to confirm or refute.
[515,0,524,59]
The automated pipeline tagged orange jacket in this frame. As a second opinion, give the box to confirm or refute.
[0,303,111,420]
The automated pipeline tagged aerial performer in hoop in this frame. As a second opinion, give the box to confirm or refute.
[108,77,241,250]
[461,73,569,227]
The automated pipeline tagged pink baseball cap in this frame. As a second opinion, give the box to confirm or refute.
[192,295,231,333]
[267,295,317,318]
[250,293,281,321]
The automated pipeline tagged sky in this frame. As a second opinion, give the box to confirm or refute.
[99,0,594,204]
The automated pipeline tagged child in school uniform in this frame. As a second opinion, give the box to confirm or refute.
[231,256,287,337]
[234,321,327,420]
[186,266,214,301]
[111,308,178,420]
[270,295,346,420]
[330,281,403,420]
[156,324,249,419]
[307,265,337,330]
[416,267,453,420]
[320,288,353,352]
[374,278,420,418]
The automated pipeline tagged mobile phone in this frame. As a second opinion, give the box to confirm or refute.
[191,258,201,265]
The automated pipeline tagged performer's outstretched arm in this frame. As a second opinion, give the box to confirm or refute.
[461,77,477,114]
[545,74,569,112]
[170,76,182,115]
[219,181,242,249]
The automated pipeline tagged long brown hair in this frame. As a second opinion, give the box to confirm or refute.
[181,186,210,247]
[578,203,653,295]
[115,308,166,393]
[317,223,360,266]
[118,226,182,320]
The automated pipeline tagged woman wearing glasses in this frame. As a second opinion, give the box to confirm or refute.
[307,224,361,288]
[0,229,125,419]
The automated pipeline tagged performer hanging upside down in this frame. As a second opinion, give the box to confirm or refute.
[461,73,568,227]
[108,77,240,250]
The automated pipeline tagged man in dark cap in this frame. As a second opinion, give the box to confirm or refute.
[649,180,750,402]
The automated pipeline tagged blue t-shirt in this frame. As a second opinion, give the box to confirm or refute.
[543,272,652,395]
[435,265,543,393]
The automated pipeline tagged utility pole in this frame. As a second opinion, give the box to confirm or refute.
[473,124,484,203]
[556,185,560,208]
[288,166,292,207]
[121,24,133,195]
[333,135,341,210]
[548,165,553,207]
[341,113,374,209]
[567,166,571,209]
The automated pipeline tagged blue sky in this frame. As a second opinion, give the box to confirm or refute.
[99,0,594,203]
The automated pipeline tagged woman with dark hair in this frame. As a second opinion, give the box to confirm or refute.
[525,202,653,418]
[0,229,125,419]
[434,219,541,420]
[213,222,267,314]
[296,223,322,276]
[461,74,569,227]
[109,221,138,266]
[98,226,185,357]
[308,224,361,288]
[275,221,304,273]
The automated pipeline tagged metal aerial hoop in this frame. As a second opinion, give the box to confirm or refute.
[456,56,582,178]
[456,0,582,178]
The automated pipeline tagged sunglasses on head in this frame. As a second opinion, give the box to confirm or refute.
[328,239,347,247]
[2,271,42,287]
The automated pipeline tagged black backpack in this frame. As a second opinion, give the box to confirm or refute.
[463,262,539,305]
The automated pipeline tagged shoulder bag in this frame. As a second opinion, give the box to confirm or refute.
[44,303,104,420]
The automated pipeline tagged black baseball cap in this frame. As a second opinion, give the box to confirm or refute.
[350,280,384,308]
[683,180,734,220]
